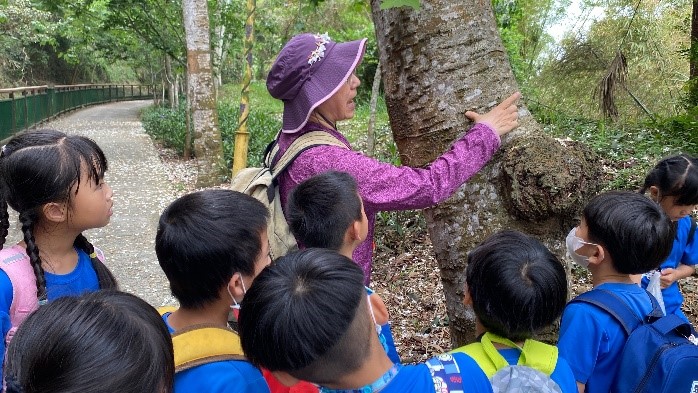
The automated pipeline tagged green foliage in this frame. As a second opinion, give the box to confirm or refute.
[531,100,698,191]
[142,81,282,172]
[141,105,188,154]
[492,0,568,82]
[529,0,691,122]
[380,0,420,10]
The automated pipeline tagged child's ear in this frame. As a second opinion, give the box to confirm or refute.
[228,273,246,300]
[271,371,300,387]
[587,244,606,266]
[345,220,364,243]
[462,284,473,306]
[649,186,660,201]
[368,293,389,326]
[42,202,67,223]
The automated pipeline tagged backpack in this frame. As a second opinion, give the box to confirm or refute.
[425,353,465,392]
[570,289,698,393]
[159,307,245,373]
[451,332,562,393]
[230,131,347,260]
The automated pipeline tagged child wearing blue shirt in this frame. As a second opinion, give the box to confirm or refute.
[558,191,674,393]
[452,230,577,393]
[638,154,698,323]
[156,189,272,393]
[287,171,400,364]
[239,249,493,393]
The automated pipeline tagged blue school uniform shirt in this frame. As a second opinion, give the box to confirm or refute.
[557,282,655,393]
[641,215,698,322]
[0,248,100,378]
[365,286,401,364]
[367,352,492,393]
[162,313,270,393]
[498,348,577,393]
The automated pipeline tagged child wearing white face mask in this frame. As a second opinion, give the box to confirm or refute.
[558,191,674,393]
[155,189,272,393]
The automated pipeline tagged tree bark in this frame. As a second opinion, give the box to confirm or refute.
[371,0,603,347]
[367,61,382,157]
[690,0,698,106]
[182,0,224,186]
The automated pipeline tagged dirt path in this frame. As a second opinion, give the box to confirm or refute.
[6,101,177,307]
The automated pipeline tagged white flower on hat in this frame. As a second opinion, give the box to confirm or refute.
[307,32,332,65]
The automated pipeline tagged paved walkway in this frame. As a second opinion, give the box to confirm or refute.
[7,101,177,306]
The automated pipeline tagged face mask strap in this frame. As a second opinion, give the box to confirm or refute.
[366,294,381,335]
[228,275,248,310]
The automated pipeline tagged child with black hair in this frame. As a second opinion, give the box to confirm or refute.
[638,154,698,323]
[6,290,174,393]
[558,191,675,393]
[156,189,271,393]
[287,171,399,364]
[0,129,118,379]
[452,230,576,392]
[239,248,493,393]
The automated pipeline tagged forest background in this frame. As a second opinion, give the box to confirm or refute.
[1,0,697,362]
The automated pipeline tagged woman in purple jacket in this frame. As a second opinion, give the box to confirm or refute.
[268,33,520,284]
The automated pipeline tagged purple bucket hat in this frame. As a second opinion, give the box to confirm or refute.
[267,33,367,133]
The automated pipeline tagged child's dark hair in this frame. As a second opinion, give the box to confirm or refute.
[5,289,174,393]
[287,171,363,250]
[583,191,674,274]
[156,189,269,309]
[239,248,371,385]
[466,230,567,342]
[0,129,117,300]
[640,154,698,206]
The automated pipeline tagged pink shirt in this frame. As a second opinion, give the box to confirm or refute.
[277,122,501,284]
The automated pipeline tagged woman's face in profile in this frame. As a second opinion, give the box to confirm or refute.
[315,71,361,123]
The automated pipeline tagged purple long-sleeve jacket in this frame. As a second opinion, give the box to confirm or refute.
[277,121,501,284]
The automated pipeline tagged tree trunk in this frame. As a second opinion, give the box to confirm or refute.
[371,0,603,347]
[232,0,256,176]
[690,0,698,106]
[367,61,382,157]
[182,0,224,186]
[165,55,176,108]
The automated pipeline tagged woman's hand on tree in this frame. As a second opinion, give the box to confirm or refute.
[465,92,521,137]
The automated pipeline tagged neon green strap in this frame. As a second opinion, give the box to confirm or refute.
[452,332,558,377]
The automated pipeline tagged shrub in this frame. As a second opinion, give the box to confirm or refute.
[140,102,280,172]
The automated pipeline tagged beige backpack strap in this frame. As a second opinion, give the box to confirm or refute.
[170,324,245,373]
[270,131,348,176]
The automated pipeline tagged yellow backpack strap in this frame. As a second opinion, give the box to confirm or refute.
[518,338,558,375]
[158,306,178,315]
[170,324,246,373]
[451,332,558,377]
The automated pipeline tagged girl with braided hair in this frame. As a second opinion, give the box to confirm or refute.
[0,129,117,378]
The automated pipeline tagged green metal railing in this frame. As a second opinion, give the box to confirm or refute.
[0,84,154,140]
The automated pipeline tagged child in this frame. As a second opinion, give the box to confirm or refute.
[0,129,118,378]
[557,191,674,393]
[638,154,698,322]
[287,171,400,364]
[5,290,174,393]
[156,189,271,393]
[239,248,493,393]
[452,230,576,393]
